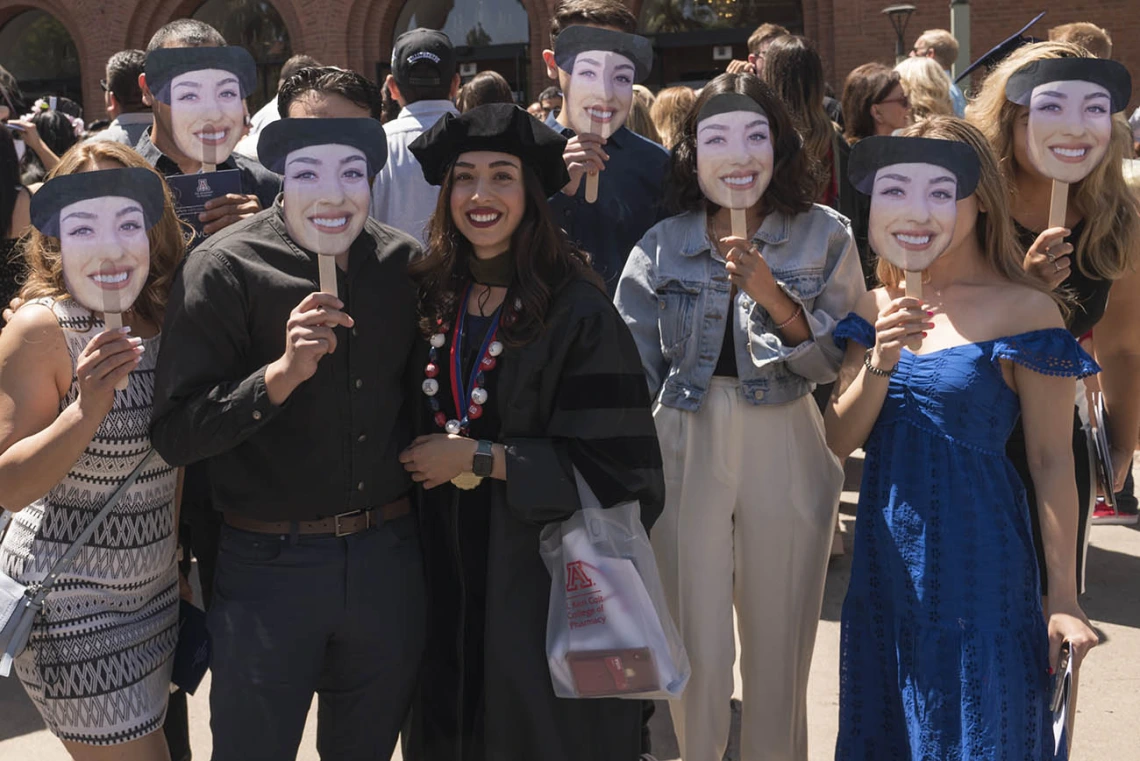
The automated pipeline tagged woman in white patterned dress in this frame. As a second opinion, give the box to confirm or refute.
[0,141,186,761]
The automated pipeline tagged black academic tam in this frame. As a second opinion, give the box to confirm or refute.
[30,167,166,238]
[258,117,389,178]
[1005,57,1132,113]
[145,46,257,105]
[410,103,570,197]
[553,25,654,84]
[848,135,981,200]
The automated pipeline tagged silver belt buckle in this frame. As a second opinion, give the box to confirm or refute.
[334,509,366,537]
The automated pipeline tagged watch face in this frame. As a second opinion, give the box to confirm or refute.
[473,442,494,478]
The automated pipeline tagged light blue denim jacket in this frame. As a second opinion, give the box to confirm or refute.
[614,205,866,411]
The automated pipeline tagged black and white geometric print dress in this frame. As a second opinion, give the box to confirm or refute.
[0,298,178,745]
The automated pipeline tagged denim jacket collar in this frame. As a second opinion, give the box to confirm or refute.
[677,207,792,258]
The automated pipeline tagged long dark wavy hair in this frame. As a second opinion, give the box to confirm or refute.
[666,72,815,217]
[410,161,600,346]
[762,36,835,200]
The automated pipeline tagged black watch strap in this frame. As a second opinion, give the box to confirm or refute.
[472,439,494,477]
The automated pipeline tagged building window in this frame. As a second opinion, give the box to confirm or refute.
[192,0,292,112]
[394,0,528,48]
[639,0,802,34]
[0,10,82,107]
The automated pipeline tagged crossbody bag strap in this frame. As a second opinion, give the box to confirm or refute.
[29,450,157,604]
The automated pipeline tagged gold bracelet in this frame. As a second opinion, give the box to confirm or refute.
[774,304,803,330]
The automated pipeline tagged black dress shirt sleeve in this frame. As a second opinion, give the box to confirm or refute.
[151,248,280,466]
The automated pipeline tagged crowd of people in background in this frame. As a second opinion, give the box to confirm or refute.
[0,3,1137,761]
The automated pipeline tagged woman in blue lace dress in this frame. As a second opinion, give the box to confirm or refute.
[825,117,1099,759]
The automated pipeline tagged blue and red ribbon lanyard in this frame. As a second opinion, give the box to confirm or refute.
[448,283,502,432]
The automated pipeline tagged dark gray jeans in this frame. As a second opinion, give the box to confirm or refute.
[207,515,425,761]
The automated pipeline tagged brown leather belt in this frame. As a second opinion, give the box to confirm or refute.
[223,496,411,537]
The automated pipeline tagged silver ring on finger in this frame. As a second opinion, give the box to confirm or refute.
[1053,261,1061,272]
[1045,249,1056,263]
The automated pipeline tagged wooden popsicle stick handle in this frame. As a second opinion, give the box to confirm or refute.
[102,312,130,391]
[318,256,338,299]
[201,163,216,174]
[731,208,748,240]
[904,270,923,300]
[585,172,599,203]
[1048,179,1069,230]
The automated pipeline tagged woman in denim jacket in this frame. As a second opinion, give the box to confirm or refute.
[615,73,865,761]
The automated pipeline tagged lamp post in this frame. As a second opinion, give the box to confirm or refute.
[950,0,970,80]
[882,4,917,62]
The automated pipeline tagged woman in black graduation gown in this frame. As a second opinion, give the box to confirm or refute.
[399,103,665,761]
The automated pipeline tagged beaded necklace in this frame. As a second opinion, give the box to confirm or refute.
[422,283,504,434]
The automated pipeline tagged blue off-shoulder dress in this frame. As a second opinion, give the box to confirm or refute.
[832,313,1099,761]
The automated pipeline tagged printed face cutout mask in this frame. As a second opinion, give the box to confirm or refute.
[1005,57,1132,184]
[146,46,257,167]
[554,25,653,138]
[30,168,165,314]
[258,118,389,256]
[849,136,980,273]
[695,93,773,210]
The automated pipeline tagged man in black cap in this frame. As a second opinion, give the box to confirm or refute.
[135,20,280,236]
[151,117,424,760]
[370,28,461,244]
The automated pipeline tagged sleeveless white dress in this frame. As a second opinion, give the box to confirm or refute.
[0,298,178,745]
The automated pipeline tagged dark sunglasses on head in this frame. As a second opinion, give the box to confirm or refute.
[878,94,910,109]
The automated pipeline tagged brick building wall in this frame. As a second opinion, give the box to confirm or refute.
[0,0,1135,119]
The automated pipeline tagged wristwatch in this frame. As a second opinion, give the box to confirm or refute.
[472,439,494,478]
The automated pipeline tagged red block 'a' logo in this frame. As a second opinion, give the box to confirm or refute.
[565,560,594,592]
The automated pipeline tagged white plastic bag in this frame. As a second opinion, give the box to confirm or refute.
[540,468,689,699]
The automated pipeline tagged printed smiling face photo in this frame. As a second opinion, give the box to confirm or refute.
[868,162,958,273]
[58,195,151,314]
[696,109,774,209]
[282,143,371,256]
[562,49,635,138]
[1025,79,1113,184]
[167,67,245,166]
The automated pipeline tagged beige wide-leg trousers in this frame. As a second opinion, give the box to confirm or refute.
[652,380,843,761]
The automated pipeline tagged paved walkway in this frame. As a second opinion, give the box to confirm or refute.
[3,457,1139,759]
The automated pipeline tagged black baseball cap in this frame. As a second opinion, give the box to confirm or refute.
[391,29,456,88]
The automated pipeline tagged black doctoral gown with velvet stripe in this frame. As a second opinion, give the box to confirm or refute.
[405,276,666,761]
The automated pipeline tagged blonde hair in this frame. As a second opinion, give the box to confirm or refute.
[876,116,1062,312]
[914,29,959,69]
[19,141,188,327]
[967,41,1140,279]
[894,56,954,121]
[650,86,695,150]
[632,84,655,110]
[625,92,661,144]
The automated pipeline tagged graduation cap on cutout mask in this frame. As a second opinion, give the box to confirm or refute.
[553,26,654,83]
[258,118,389,178]
[955,12,1046,84]
[1005,57,1132,113]
[30,168,163,326]
[848,135,980,199]
[30,167,165,238]
[144,46,257,105]
[410,103,570,197]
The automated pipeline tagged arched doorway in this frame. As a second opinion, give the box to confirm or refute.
[392,0,530,101]
[0,10,82,109]
[638,0,803,88]
[192,0,292,112]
